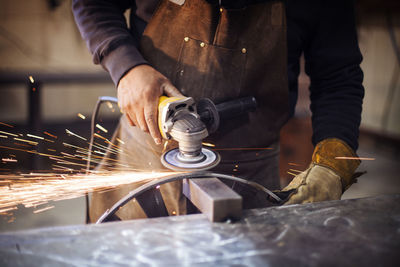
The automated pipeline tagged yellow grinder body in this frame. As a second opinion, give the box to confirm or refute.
[158,96,220,171]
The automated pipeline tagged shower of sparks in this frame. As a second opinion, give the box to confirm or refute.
[27,134,44,140]
[65,129,87,141]
[77,113,86,120]
[0,171,182,214]
[0,131,18,137]
[28,75,34,83]
[0,122,14,128]
[96,124,108,133]
[335,156,375,161]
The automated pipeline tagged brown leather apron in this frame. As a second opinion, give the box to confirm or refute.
[89,0,288,222]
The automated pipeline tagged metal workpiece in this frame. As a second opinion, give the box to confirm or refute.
[0,194,399,266]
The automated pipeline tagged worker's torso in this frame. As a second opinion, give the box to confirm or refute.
[139,0,289,151]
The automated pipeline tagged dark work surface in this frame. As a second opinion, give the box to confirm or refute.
[0,194,399,266]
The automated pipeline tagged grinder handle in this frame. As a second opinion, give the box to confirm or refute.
[216,96,257,120]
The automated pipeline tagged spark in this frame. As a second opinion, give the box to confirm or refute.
[66,129,87,141]
[96,124,108,133]
[63,142,88,151]
[77,113,86,120]
[0,135,7,139]
[288,162,302,167]
[0,130,18,137]
[213,147,272,151]
[202,142,215,147]
[61,152,76,158]
[288,169,303,173]
[14,137,38,145]
[116,138,125,145]
[0,122,14,128]
[43,131,57,139]
[27,134,44,140]
[287,171,297,176]
[106,101,113,109]
[48,148,56,152]
[94,133,108,141]
[0,207,18,213]
[335,157,375,161]
[52,164,74,171]
[28,75,34,83]
[13,142,31,148]
[33,205,55,214]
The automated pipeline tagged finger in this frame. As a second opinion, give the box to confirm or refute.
[125,105,139,128]
[125,113,136,127]
[144,104,162,145]
[136,109,149,132]
[163,82,184,97]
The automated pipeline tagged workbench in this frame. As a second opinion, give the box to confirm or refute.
[0,194,399,266]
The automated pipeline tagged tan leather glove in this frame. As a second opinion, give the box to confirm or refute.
[280,138,360,205]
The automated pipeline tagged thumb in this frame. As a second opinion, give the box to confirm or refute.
[163,81,184,97]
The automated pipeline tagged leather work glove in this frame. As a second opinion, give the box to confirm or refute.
[278,138,361,205]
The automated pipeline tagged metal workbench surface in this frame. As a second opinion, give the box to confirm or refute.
[0,194,399,267]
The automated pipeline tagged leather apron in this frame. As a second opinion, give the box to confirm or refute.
[89,0,288,222]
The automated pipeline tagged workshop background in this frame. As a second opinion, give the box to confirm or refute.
[0,0,399,232]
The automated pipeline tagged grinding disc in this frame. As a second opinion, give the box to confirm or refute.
[161,147,220,171]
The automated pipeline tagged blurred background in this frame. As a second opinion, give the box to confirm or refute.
[0,0,399,232]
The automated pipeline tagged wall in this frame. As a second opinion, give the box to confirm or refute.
[0,0,116,124]
[358,11,400,136]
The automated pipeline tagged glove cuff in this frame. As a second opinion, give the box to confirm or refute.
[312,138,360,190]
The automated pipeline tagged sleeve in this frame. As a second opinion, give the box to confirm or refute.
[72,0,149,85]
[304,0,364,151]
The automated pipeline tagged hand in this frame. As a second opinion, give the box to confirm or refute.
[278,138,361,205]
[117,65,183,144]
[280,164,342,204]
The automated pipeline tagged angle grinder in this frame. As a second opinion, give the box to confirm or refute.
[158,96,257,171]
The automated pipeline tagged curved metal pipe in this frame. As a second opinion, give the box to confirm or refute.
[96,171,282,224]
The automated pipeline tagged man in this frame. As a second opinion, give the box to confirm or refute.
[73,0,364,221]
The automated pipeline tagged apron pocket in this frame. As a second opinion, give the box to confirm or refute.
[173,37,246,103]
